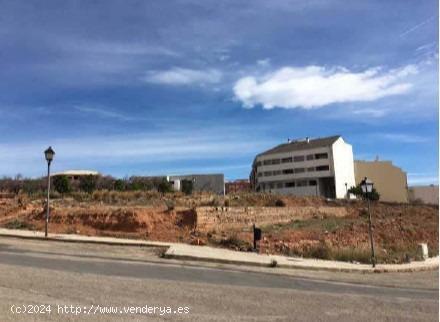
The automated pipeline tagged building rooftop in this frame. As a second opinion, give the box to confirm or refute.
[52,170,100,176]
[258,135,341,157]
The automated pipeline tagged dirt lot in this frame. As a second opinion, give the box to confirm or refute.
[0,192,438,264]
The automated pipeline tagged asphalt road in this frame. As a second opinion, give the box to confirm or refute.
[0,237,438,321]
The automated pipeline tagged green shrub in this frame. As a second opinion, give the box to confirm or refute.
[348,185,380,201]
[114,179,125,191]
[79,175,97,193]
[181,179,193,195]
[53,175,70,195]
[158,179,173,194]
[5,219,34,230]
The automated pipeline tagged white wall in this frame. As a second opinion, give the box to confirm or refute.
[331,138,356,199]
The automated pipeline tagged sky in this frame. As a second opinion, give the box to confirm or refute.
[0,0,438,184]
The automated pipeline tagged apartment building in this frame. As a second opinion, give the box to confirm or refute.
[354,160,408,203]
[250,136,355,199]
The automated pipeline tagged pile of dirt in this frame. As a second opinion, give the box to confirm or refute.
[2,200,197,243]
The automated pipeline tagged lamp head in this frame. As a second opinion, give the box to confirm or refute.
[360,177,373,194]
[44,146,55,163]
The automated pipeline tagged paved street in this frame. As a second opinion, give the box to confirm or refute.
[0,237,438,321]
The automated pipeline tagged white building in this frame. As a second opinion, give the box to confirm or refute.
[250,136,355,199]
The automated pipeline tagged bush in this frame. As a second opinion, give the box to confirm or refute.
[181,179,193,195]
[53,175,70,195]
[5,219,34,230]
[79,175,97,193]
[348,185,380,201]
[275,199,286,207]
[158,179,173,194]
[114,179,125,191]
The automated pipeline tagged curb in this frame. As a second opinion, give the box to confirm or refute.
[0,230,171,248]
[163,251,439,274]
[162,252,271,268]
[1,229,438,274]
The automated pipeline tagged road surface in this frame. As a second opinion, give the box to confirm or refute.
[0,237,438,321]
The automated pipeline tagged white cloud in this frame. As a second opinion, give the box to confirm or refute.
[144,67,222,85]
[74,105,139,121]
[0,128,270,177]
[257,58,271,67]
[233,65,418,109]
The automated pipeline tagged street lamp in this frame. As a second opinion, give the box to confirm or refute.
[44,146,55,238]
[360,177,376,267]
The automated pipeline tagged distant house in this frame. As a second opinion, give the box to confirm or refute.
[167,174,225,195]
[408,185,439,205]
[225,179,251,194]
[52,170,100,183]
[354,160,408,203]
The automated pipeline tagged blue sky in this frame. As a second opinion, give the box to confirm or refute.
[0,0,438,184]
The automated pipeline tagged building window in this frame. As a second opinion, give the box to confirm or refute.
[306,154,314,161]
[309,180,317,186]
[294,168,305,173]
[273,170,282,176]
[285,182,295,187]
[293,155,305,162]
[281,157,292,163]
[276,182,283,188]
[268,183,274,189]
[263,160,272,165]
[271,159,281,165]
[315,153,328,159]
[258,173,263,177]
[307,167,315,172]
[296,180,308,187]
[256,161,262,167]
[264,171,272,176]
[316,165,330,171]
[282,169,294,174]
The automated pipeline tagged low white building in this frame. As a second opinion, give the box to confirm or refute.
[250,136,355,199]
[52,170,100,181]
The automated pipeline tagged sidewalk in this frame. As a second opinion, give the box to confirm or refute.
[0,228,438,273]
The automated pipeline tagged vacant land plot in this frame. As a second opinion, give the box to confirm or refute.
[0,192,437,264]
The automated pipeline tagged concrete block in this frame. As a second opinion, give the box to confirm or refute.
[418,243,429,260]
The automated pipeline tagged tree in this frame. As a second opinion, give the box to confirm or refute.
[79,175,97,193]
[157,178,173,194]
[114,179,125,191]
[181,179,193,195]
[348,185,380,201]
[53,175,70,195]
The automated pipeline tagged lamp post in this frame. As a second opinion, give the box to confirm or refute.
[44,146,55,238]
[345,182,348,199]
[360,177,376,267]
